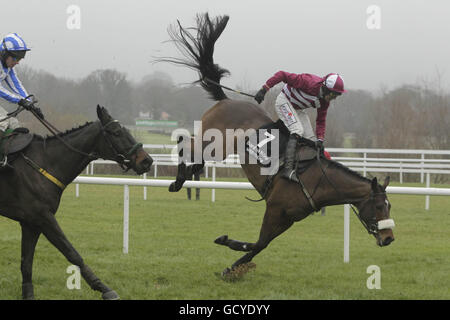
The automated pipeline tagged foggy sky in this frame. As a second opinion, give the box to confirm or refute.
[3,0,450,93]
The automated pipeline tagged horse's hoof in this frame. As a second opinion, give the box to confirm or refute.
[102,290,120,300]
[221,262,256,282]
[22,283,34,300]
[221,268,231,277]
[214,235,228,245]
[168,182,177,192]
[169,181,183,192]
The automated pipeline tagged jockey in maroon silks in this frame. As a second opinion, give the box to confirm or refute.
[254,72,346,182]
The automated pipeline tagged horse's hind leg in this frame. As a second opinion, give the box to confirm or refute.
[169,135,205,192]
[169,135,192,192]
[169,162,187,192]
[40,213,119,300]
[20,222,41,300]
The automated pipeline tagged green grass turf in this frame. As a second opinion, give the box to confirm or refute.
[0,178,449,300]
[131,131,174,145]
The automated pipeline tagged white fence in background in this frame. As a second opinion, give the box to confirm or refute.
[89,146,450,182]
[71,176,450,263]
[85,146,450,207]
[326,147,450,183]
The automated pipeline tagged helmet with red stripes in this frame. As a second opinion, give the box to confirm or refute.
[323,73,347,93]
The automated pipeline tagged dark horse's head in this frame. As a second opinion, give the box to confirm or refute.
[356,177,395,247]
[96,105,153,174]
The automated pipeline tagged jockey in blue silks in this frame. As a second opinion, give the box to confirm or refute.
[0,33,42,166]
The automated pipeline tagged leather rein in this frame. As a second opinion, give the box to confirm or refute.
[300,151,385,235]
[30,108,140,169]
[18,103,141,189]
[254,147,384,236]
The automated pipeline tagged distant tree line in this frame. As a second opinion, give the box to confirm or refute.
[16,67,213,135]
[15,66,449,152]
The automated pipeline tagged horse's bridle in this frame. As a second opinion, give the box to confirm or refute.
[100,119,143,171]
[18,103,144,190]
[25,100,142,170]
[350,192,386,236]
[304,152,392,236]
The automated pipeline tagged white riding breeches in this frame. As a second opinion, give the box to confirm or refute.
[0,104,20,132]
[274,93,316,140]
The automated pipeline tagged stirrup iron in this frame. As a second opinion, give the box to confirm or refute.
[286,169,299,183]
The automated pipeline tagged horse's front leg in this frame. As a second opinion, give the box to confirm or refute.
[169,161,206,192]
[214,235,255,252]
[20,222,41,300]
[40,213,119,300]
[169,135,206,192]
[219,206,294,275]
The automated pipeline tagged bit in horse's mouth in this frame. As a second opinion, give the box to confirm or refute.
[136,157,153,174]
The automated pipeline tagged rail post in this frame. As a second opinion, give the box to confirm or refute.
[344,204,350,263]
[123,185,130,254]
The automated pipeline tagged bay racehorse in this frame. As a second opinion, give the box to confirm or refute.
[161,13,395,276]
[0,105,153,299]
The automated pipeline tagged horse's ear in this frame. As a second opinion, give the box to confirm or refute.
[96,105,103,120]
[371,177,378,191]
[96,105,111,123]
[383,176,390,190]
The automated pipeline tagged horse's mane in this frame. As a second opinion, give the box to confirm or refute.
[33,121,95,141]
[325,158,372,183]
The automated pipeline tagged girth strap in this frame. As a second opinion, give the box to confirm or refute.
[21,153,66,190]
[297,175,319,212]
[245,174,275,202]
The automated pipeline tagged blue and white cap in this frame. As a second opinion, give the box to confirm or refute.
[1,33,30,52]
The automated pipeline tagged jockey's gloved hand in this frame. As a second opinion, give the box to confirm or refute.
[31,106,45,119]
[315,139,324,153]
[31,95,39,104]
[254,87,267,104]
[18,98,34,110]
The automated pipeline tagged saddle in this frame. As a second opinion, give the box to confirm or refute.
[0,128,34,169]
[246,119,320,174]
[245,120,332,203]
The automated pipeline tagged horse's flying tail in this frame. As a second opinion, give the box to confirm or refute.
[158,13,230,101]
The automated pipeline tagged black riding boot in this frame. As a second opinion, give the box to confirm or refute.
[0,130,7,169]
[280,134,299,183]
